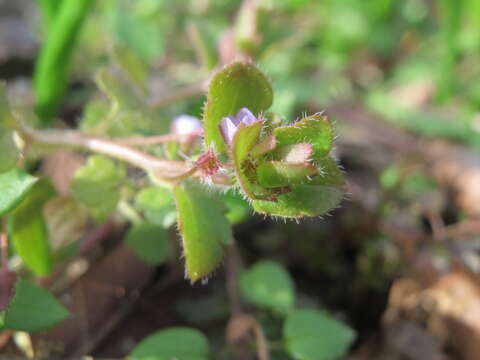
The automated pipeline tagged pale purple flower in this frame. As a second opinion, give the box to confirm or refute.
[171,115,202,136]
[219,107,260,144]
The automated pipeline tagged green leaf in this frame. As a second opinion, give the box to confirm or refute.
[174,183,233,282]
[135,187,177,228]
[232,121,279,200]
[3,279,69,332]
[240,261,295,312]
[257,161,318,188]
[79,99,110,133]
[131,327,209,360]
[112,43,148,93]
[284,309,356,360]
[71,155,125,221]
[203,62,273,154]
[126,223,169,265]
[274,115,333,158]
[9,179,55,276]
[0,169,37,216]
[252,156,344,218]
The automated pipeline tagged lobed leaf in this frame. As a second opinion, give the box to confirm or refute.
[203,62,273,154]
[240,261,295,312]
[131,327,209,360]
[174,183,233,282]
[284,309,356,360]
[71,155,125,221]
[3,280,69,332]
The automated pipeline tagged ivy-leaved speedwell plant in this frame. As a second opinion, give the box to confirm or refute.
[1,61,344,285]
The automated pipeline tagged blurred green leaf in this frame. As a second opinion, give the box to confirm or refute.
[111,3,165,62]
[0,131,19,173]
[380,164,400,190]
[187,22,218,71]
[284,309,356,360]
[203,62,273,154]
[240,261,295,312]
[0,82,18,172]
[126,223,169,265]
[402,173,438,195]
[94,68,156,136]
[79,99,110,133]
[174,183,232,282]
[221,192,251,224]
[71,155,125,221]
[0,169,37,216]
[112,43,148,93]
[4,279,69,332]
[9,179,55,276]
[135,187,177,228]
[130,327,209,360]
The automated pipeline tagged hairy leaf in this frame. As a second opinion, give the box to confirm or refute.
[174,183,232,282]
[252,156,344,218]
[203,62,273,154]
[274,114,333,158]
[257,161,318,188]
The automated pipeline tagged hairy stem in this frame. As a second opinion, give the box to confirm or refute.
[18,124,191,181]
